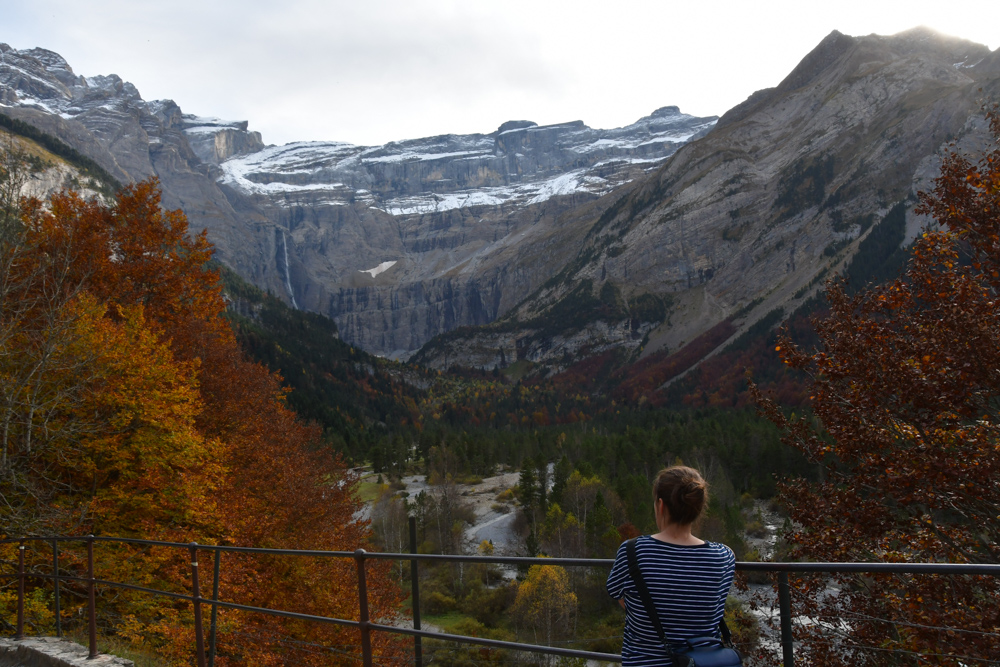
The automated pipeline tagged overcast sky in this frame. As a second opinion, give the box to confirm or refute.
[3,0,998,147]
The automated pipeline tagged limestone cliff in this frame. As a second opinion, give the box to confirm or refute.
[0,42,715,357]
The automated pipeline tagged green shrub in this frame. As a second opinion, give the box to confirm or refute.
[424,591,458,615]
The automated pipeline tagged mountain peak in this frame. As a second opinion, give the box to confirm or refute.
[16,47,73,73]
[497,120,537,134]
[649,106,681,118]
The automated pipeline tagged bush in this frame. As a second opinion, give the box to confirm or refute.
[424,591,458,615]
[725,597,761,650]
[459,582,516,627]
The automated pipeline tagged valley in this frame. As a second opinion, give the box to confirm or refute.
[2,22,999,665]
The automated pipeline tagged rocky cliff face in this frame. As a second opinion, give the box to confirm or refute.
[214,107,716,357]
[0,43,715,358]
[182,116,264,165]
[416,28,1000,372]
[6,29,996,373]
[0,44,284,298]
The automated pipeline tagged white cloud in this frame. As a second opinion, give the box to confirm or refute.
[4,0,998,146]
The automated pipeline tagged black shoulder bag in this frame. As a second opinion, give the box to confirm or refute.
[625,537,743,667]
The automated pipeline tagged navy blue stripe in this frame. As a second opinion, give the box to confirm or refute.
[607,536,735,666]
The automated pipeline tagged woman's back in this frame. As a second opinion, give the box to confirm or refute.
[606,535,735,665]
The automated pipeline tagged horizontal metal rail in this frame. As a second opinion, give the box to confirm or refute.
[7,536,997,573]
[3,534,999,666]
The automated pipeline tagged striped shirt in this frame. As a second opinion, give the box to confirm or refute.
[606,536,735,666]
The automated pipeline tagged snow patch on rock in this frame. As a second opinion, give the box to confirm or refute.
[360,260,397,278]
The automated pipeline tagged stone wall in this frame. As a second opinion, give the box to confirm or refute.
[0,638,133,667]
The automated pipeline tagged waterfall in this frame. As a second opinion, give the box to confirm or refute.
[279,229,299,309]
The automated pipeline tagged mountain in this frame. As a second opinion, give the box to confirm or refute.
[0,116,423,455]
[0,44,277,296]
[414,28,1000,377]
[0,43,715,358]
[216,107,716,358]
[4,29,998,388]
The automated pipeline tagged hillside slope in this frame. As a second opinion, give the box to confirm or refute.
[416,28,1000,381]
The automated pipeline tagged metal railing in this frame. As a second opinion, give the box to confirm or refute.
[3,528,999,666]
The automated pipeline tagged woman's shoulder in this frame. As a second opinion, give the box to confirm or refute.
[705,540,737,563]
[703,540,735,555]
[638,536,735,562]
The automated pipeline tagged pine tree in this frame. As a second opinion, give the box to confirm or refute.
[551,455,572,505]
[518,456,538,515]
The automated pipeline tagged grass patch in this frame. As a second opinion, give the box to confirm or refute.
[422,611,477,633]
[356,477,387,503]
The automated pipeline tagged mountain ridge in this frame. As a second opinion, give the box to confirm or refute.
[4,29,999,389]
[1,42,715,357]
[412,27,1000,380]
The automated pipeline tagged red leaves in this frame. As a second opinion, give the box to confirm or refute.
[751,105,1000,664]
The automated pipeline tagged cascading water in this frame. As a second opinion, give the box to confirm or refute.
[278,229,299,309]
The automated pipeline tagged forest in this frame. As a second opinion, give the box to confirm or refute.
[0,135,405,665]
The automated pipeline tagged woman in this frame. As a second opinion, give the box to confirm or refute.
[606,466,736,666]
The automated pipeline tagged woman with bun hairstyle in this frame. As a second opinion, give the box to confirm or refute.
[606,466,736,666]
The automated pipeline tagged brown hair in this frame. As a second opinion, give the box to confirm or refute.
[653,466,708,526]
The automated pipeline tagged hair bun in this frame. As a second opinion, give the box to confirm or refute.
[654,466,709,526]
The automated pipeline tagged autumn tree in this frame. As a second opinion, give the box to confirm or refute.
[511,564,577,647]
[752,106,1000,664]
[0,170,405,665]
[539,503,581,558]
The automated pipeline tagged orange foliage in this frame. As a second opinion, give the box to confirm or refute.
[3,180,404,665]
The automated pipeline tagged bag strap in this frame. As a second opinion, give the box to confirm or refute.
[719,617,733,647]
[625,537,668,647]
[625,537,734,649]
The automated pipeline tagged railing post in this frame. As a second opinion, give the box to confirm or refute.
[409,517,422,667]
[355,549,372,667]
[87,536,98,659]
[209,549,221,667]
[16,542,24,640]
[189,544,207,667]
[778,570,794,667]
[52,539,61,637]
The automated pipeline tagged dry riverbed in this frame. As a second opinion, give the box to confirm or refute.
[360,469,526,555]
